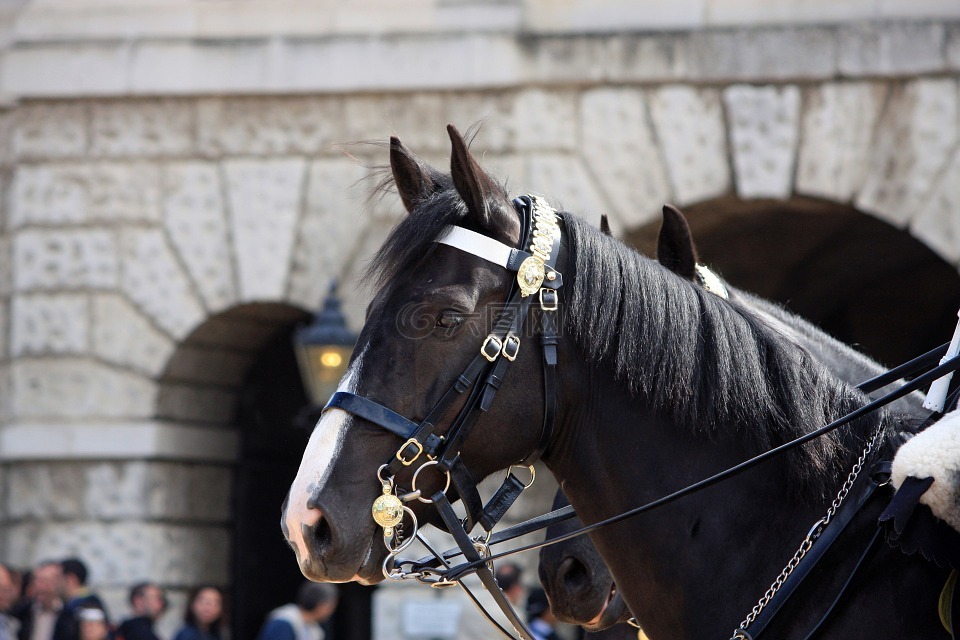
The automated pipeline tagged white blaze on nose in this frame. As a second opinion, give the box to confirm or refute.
[285,350,364,563]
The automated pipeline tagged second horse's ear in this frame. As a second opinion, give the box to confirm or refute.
[600,214,612,236]
[448,124,519,242]
[657,204,699,281]
[390,136,438,214]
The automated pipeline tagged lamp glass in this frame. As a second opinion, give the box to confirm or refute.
[296,344,353,405]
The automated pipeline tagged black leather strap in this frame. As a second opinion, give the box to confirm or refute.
[857,341,948,394]
[479,473,527,532]
[325,392,419,440]
[434,491,536,640]
[748,463,885,637]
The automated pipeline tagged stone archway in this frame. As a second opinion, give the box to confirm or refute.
[625,196,960,368]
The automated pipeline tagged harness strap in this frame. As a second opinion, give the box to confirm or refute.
[433,490,537,640]
[798,529,883,640]
[746,461,885,637]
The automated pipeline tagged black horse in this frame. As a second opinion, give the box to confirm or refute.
[282,126,949,639]
[538,204,928,632]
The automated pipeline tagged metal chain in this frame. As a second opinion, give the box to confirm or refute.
[730,421,886,639]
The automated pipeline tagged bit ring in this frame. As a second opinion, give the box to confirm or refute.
[411,460,451,503]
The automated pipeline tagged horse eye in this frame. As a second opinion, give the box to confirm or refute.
[436,311,464,329]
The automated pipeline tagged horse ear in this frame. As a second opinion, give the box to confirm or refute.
[447,124,516,237]
[657,204,699,281]
[599,214,612,236]
[390,136,436,214]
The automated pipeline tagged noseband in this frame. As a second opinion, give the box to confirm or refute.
[319,195,563,640]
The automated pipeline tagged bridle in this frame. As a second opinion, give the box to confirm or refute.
[315,193,960,640]
[321,194,564,640]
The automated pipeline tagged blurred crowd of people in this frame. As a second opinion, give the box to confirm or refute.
[0,559,337,640]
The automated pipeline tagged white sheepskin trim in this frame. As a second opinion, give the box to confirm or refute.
[891,407,960,532]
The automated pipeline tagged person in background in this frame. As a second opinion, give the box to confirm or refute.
[172,586,224,640]
[53,559,108,640]
[75,608,108,640]
[256,582,337,640]
[494,563,526,608]
[0,564,22,640]
[525,588,561,640]
[116,584,167,640]
[15,561,62,640]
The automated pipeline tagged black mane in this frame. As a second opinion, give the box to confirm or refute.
[365,173,883,498]
[563,213,882,496]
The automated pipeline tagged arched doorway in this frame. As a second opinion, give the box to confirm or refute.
[230,311,374,640]
[625,196,960,368]
[158,302,374,640]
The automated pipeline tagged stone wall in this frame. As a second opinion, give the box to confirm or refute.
[0,1,959,633]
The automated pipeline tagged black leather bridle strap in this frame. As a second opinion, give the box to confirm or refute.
[798,529,883,640]
[857,341,948,394]
[747,463,885,637]
[433,490,536,640]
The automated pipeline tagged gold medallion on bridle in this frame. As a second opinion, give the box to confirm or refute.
[517,256,546,297]
[371,488,404,531]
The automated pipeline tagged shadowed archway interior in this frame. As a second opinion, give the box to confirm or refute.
[626,196,960,369]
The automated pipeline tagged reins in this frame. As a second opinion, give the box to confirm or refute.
[318,195,960,639]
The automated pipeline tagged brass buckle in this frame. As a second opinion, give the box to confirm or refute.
[539,288,558,311]
[501,333,520,361]
[395,438,424,466]
[481,334,502,362]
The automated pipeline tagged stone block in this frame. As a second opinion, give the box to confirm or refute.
[197,96,344,157]
[525,153,612,224]
[3,460,230,523]
[161,162,236,312]
[724,84,801,200]
[5,521,229,587]
[10,163,162,228]
[580,88,670,229]
[443,92,518,153]
[691,27,836,81]
[287,159,370,310]
[90,99,194,158]
[119,228,206,340]
[10,293,89,356]
[9,359,157,420]
[839,22,946,76]
[155,384,236,425]
[341,93,450,152]
[796,82,887,202]
[911,148,960,265]
[507,89,578,152]
[647,85,730,206]
[144,463,232,523]
[949,25,960,69]
[225,159,305,302]
[13,230,119,291]
[856,79,958,227]
[12,103,88,160]
[91,294,175,377]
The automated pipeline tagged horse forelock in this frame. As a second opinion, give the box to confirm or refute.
[561,213,883,499]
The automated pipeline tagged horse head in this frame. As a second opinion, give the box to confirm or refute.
[282,125,564,584]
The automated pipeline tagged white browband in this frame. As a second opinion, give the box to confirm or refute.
[435,226,514,269]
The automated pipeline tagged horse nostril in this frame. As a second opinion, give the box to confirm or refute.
[558,556,590,592]
[310,512,334,555]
